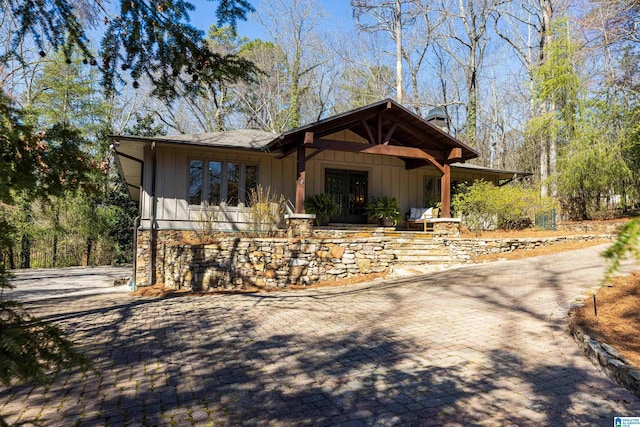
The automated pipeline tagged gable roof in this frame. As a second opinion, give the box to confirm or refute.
[113,129,277,150]
[110,100,498,201]
[110,130,277,201]
[265,99,479,163]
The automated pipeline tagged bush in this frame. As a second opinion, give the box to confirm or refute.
[247,185,287,236]
[304,193,340,226]
[365,196,400,224]
[452,180,557,231]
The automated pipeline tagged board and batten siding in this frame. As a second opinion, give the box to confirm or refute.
[138,136,501,230]
[139,145,296,230]
[305,149,441,215]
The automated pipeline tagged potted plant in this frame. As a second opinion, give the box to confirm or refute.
[365,196,400,227]
[304,193,340,226]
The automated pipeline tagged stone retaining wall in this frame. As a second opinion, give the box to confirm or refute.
[135,230,612,289]
[160,237,394,290]
[442,235,610,263]
[570,316,640,398]
[557,219,627,235]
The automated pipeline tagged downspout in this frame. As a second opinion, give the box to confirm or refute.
[149,141,157,286]
[130,215,140,291]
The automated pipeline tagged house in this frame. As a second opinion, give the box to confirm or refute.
[110,99,529,286]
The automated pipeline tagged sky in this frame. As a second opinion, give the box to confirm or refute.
[190,0,354,40]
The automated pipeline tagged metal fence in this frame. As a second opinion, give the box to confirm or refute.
[535,209,557,231]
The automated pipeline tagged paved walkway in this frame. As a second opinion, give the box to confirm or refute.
[5,266,132,301]
[1,246,639,426]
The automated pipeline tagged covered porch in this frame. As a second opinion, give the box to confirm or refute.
[265,99,479,219]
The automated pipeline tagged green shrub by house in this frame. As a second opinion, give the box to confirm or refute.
[452,180,557,231]
[304,193,340,226]
[365,196,400,226]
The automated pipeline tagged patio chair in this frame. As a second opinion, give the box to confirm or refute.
[407,207,440,232]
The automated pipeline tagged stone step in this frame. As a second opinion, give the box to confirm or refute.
[394,255,455,264]
[393,245,443,251]
[392,249,451,257]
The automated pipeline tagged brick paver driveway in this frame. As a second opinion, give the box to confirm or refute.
[1,245,639,426]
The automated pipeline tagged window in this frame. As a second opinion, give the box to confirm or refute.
[208,161,221,204]
[189,160,203,205]
[227,162,240,205]
[188,159,257,206]
[424,176,439,207]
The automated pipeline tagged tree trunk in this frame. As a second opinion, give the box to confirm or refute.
[8,245,15,270]
[52,206,59,268]
[539,0,553,197]
[84,238,93,266]
[540,138,549,197]
[578,188,587,220]
[288,47,302,129]
[20,234,30,269]
[395,0,403,103]
[467,64,477,146]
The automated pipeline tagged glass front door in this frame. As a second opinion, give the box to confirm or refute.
[325,169,368,223]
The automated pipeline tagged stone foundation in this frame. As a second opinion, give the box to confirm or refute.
[135,229,612,289]
[432,219,461,236]
[285,214,315,238]
[160,237,393,290]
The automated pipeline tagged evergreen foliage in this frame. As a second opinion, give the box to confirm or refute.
[602,217,640,281]
[0,2,256,424]
[0,285,92,387]
[5,0,257,100]
[556,102,633,219]
[304,193,340,226]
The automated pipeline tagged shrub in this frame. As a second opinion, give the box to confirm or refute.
[193,203,224,241]
[365,196,400,224]
[304,193,340,226]
[247,185,287,236]
[452,180,557,231]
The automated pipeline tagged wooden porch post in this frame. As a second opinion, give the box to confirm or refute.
[440,164,451,218]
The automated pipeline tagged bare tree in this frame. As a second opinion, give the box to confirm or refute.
[493,0,558,195]
[402,1,446,112]
[436,0,501,147]
[333,30,395,110]
[256,0,328,129]
[425,44,467,137]
[352,0,422,104]
[233,40,291,132]
[302,37,343,121]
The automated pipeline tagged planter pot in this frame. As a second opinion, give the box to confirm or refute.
[316,217,330,226]
[381,218,395,227]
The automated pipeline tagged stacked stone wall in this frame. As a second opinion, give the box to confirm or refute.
[160,238,394,290]
[557,219,627,235]
[135,230,612,289]
[441,235,610,263]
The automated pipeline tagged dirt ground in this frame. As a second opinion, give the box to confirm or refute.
[571,272,640,367]
[474,238,611,262]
